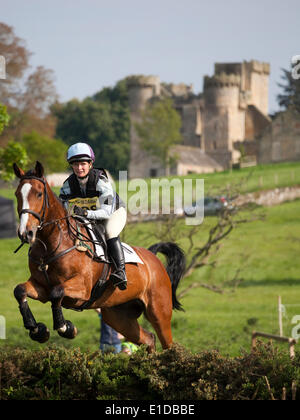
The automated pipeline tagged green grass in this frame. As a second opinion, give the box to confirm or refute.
[115,161,300,207]
[1,198,300,357]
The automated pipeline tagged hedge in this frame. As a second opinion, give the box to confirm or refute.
[0,342,299,400]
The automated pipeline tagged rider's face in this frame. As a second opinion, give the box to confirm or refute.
[71,161,91,178]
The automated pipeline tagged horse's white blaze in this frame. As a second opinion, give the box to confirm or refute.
[19,183,32,235]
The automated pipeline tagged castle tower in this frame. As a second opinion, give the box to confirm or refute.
[202,60,270,168]
[202,73,245,168]
[242,60,270,115]
[127,75,162,179]
[215,60,270,115]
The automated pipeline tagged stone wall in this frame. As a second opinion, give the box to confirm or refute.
[234,185,300,207]
[245,105,272,140]
[258,109,300,164]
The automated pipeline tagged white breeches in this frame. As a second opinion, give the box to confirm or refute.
[104,207,127,239]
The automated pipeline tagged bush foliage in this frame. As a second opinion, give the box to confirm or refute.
[0,342,299,400]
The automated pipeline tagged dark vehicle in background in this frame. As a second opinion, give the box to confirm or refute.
[183,196,233,217]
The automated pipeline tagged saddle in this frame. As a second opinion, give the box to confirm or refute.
[74,220,143,264]
[72,219,143,311]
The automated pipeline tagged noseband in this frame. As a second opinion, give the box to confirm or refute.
[19,175,50,227]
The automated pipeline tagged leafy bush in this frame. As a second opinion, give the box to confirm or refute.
[0,141,28,181]
[0,343,299,400]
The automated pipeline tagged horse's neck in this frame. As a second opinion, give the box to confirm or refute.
[46,183,67,220]
[37,184,70,250]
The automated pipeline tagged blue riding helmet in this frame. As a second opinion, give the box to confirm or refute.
[67,143,95,164]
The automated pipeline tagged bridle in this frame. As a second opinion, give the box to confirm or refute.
[18,175,50,227]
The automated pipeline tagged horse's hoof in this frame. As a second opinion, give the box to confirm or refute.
[29,323,50,343]
[57,320,77,339]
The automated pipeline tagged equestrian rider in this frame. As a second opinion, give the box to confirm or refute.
[59,142,127,291]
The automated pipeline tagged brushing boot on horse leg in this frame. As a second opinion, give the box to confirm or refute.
[107,237,127,290]
[50,285,77,339]
[14,282,50,343]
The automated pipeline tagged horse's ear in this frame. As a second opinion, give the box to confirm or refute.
[35,161,44,178]
[13,163,25,179]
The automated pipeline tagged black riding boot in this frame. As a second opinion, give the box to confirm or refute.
[107,237,127,290]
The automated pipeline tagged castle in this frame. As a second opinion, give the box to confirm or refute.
[127,60,272,179]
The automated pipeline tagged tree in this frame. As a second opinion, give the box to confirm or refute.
[52,79,130,177]
[277,64,300,113]
[0,22,58,145]
[22,131,68,174]
[134,98,182,176]
[0,141,28,181]
[22,66,58,118]
[0,104,27,181]
[0,103,10,134]
[52,98,115,166]
[0,22,31,107]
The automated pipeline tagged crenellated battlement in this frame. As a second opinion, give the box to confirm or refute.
[204,73,241,89]
[126,75,160,89]
[247,60,270,75]
[126,75,161,112]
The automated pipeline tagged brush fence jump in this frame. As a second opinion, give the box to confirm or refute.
[252,331,297,359]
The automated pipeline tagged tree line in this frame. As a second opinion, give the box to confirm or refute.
[0,22,131,180]
[0,21,299,181]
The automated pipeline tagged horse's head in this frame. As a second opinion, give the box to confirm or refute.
[14,161,48,244]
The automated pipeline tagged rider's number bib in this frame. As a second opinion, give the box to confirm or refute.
[68,197,100,215]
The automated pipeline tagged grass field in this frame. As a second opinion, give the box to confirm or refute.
[1,195,300,357]
[1,160,300,205]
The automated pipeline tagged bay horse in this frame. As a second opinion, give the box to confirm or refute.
[13,161,185,352]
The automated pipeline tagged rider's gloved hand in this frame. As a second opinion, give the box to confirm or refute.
[73,206,88,218]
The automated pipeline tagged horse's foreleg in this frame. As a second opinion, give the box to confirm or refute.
[50,284,77,339]
[14,280,50,343]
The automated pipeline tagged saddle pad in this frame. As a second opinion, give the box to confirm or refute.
[84,222,144,265]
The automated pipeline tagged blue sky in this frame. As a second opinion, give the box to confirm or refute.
[1,0,299,113]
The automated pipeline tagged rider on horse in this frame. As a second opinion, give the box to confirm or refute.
[59,142,127,291]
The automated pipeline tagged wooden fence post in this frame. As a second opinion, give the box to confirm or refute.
[278,296,283,337]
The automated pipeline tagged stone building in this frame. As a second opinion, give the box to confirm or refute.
[258,108,300,164]
[127,60,271,179]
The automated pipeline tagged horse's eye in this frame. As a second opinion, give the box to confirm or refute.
[37,192,43,199]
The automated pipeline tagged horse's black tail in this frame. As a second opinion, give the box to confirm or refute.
[148,242,186,312]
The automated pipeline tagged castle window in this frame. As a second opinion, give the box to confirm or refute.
[150,169,158,178]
